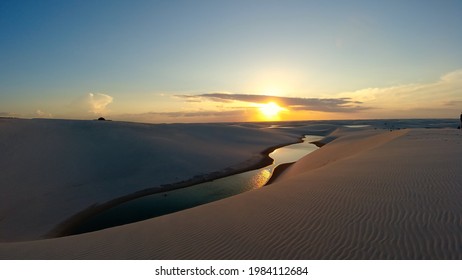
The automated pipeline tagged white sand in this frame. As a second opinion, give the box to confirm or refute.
[0,118,298,241]
[1,120,461,259]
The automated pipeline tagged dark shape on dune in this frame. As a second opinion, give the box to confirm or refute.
[459,112,462,129]
[97,117,106,121]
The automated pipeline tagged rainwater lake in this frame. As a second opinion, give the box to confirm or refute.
[70,135,323,235]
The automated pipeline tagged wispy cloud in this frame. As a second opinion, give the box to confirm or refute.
[35,109,53,118]
[177,93,371,113]
[117,92,371,123]
[339,69,462,117]
[70,93,113,115]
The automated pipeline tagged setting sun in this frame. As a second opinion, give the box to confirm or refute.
[258,102,287,120]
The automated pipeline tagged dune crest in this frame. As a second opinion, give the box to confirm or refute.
[274,129,408,183]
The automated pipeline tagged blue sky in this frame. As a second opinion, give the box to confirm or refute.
[1,0,462,122]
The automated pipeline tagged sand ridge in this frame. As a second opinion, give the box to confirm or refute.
[275,129,408,182]
[1,127,461,259]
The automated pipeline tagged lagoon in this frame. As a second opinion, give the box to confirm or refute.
[69,135,323,235]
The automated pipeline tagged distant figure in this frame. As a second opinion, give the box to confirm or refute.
[460,113,462,129]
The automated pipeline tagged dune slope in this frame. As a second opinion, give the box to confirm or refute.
[1,128,461,259]
[0,118,297,241]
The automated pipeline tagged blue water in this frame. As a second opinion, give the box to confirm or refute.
[68,118,460,235]
[70,135,323,235]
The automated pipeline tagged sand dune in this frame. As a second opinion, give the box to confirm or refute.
[1,125,461,259]
[0,118,299,241]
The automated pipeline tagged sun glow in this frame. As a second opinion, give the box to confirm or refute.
[258,102,287,120]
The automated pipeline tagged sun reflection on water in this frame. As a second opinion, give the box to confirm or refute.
[250,169,272,189]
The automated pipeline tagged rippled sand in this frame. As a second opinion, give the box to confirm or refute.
[1,126,461,259]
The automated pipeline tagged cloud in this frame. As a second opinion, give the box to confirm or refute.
[70,93,113,115]
[342,69,462,108]
[102,69,462,123]
[440,70,462,82]
[0,112,19,118]
[35,109,53,118]
[86,93,113,114]
[333,69,462,118]
[176,93,371,113]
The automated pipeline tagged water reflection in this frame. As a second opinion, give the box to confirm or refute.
[343,125,371,128]
[269,135,321,164]
[70,135,322,235]
[250,169,271,190]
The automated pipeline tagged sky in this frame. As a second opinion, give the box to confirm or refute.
[1,0,462,123]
